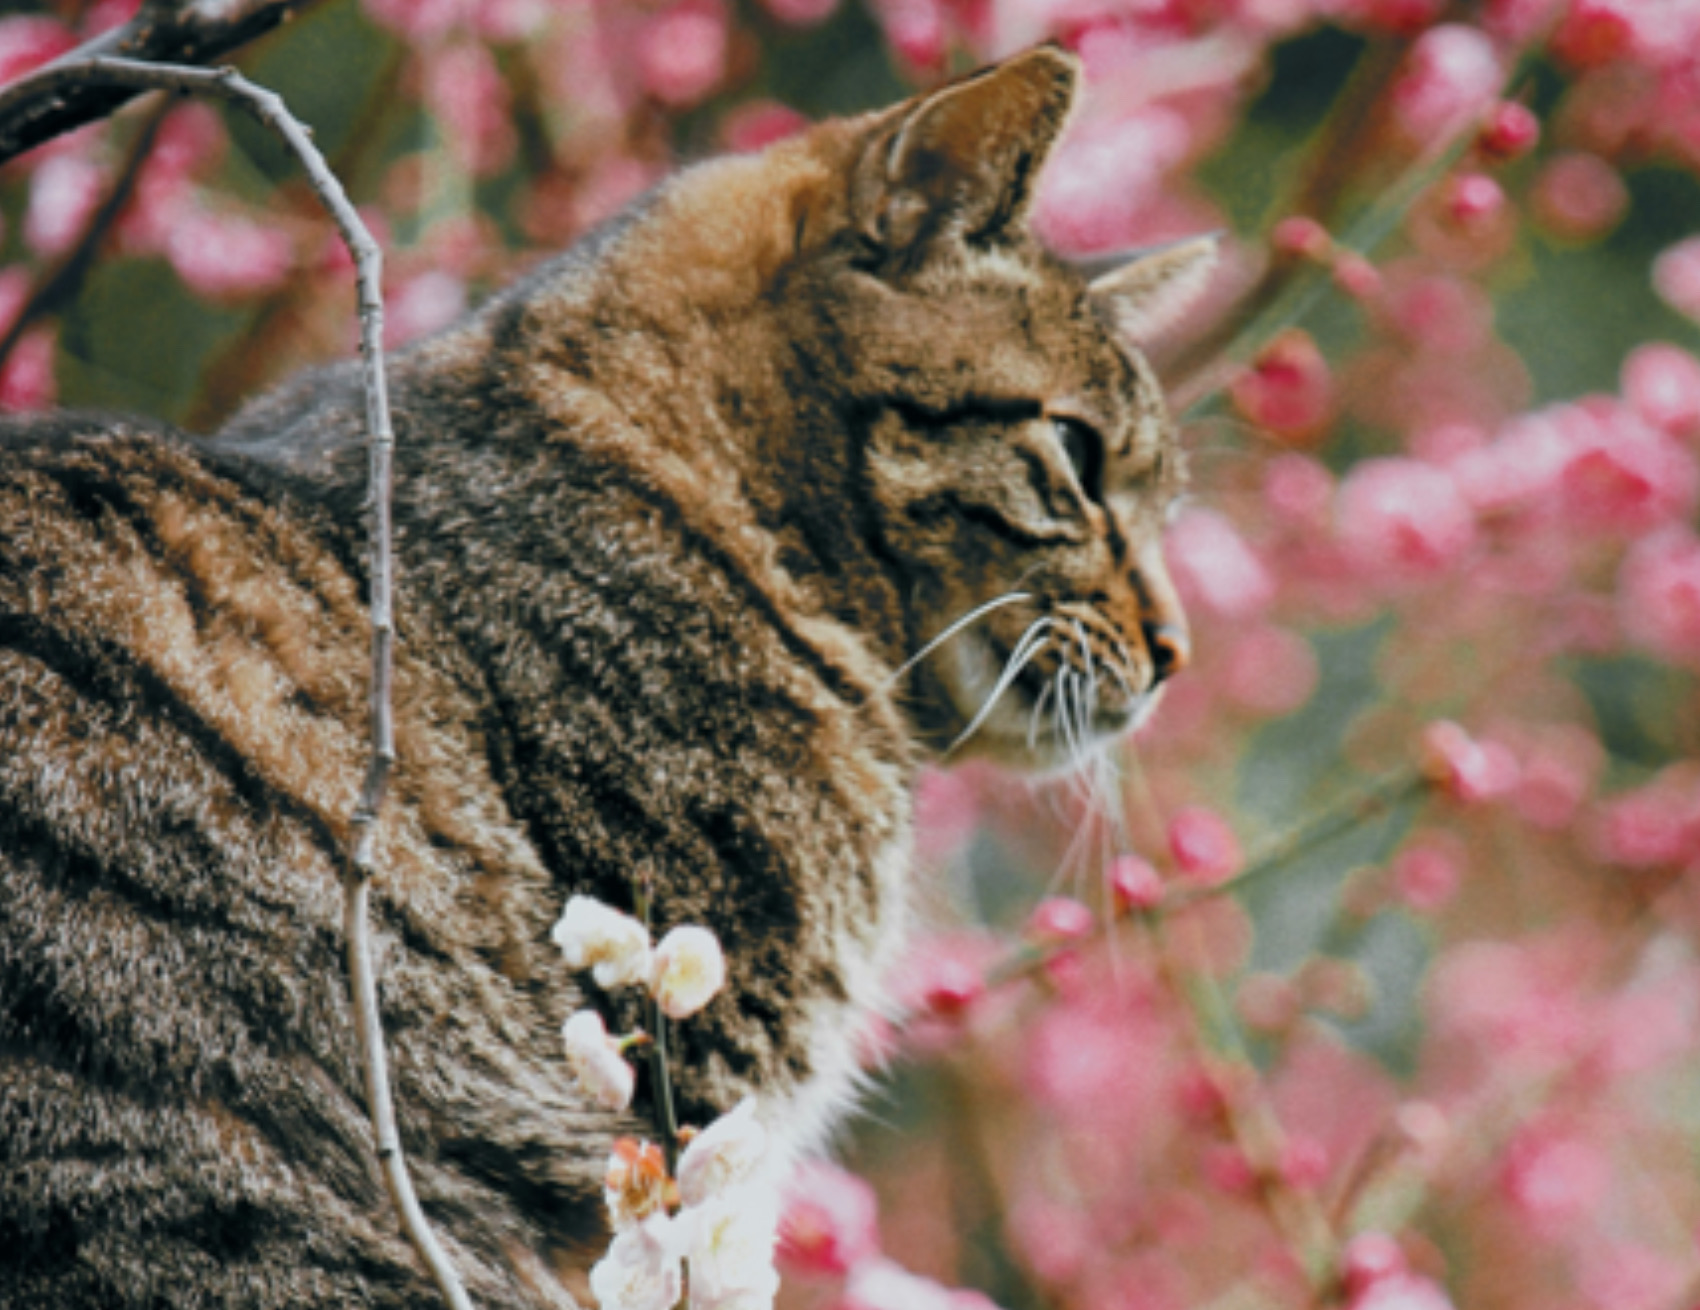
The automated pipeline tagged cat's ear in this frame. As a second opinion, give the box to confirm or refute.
[1087,233,1222,348]
[851,45,1080,250]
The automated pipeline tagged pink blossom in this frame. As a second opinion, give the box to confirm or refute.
[167,210,294,302]
[1418,721,1519,803]
[637,0,729,108]
[1026,896,1094,944]
[776,1161,880,1279]
[1332,253,1384,301]
[1477,99,1540,158]
[760,0,840,25]
[1336,458,1476,582]
[1577,1244,1690,1310]
[1272,215,1332,260]
[0,16,75,87]
[24,154,106,259]
[1622,342,1700,438]
[1168,806,1243,884]
[0,326,57,413]
[362,0,469,41]
[1222,624,1319,716]
[1391,841,1462,911]
[1653,236,1700,323]
[1390,25,1502,145]
[1231,328,1333,440]
[871,0,946,73]
[1032,109,1193,255]
[1341,1232,1408,1298]
[1379,270,1493,355]
[1263,453,1334,526]
[1108,854,1165,912]
[1554,400,1698,535]
[384,270,468,347]
[1530,152,1629,242]
[1549,0,1635,68]
[1501,1122,1613,1231]
[1007,1198,1092,1286]
[1165,507,1275,618]
[1618,526,1700,664]
[1591,770,1700,867]
[833,1258,994,1310]
[1348,1273,1456,1310]
[425,42,516,177]
[1512,724,1603,831]
[722,101,809,153]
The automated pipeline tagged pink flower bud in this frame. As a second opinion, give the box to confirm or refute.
[0,326,56,414]
[1223,624,1319,716]
[1025,897,1094,944]
[1391,843,1463,911]
[1653,237,1700,323]
[1391,25,1502,144]
[1279,1136,1330,1189]
[760,0,839,25]
[1442,172,1505,230]
[1341,1232,1409,1298]
[1478,100,1540,158]
[1332,253,1384,301]
[1272,215,1332,260]
[1419,721,1520,803]
[1623,343,1700,438]
[918,960,984,1018]
[24,154,105,258]
[1348,1273,1457,1310]
[1263,453,1335,525]
[1168,807,1243,885]
[1109,854,1165,912]
[1231,329,1333,441]
[777,1162,880,1279]
[1549,0,1633,68]
[0,16,76,87]
[1530,152,1628,242]
[166,210,295,304]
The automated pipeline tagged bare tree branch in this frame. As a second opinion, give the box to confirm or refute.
[0,0,324,166]
[0,54,468,1310]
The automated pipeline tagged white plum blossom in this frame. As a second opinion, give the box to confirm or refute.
[554,895,653,990]
[651,924,727,1020]
[562,1009,636,1111]
[677,1097,768,1208]
[685,1185,782,1310]
[605,1138,670,1231]
[590,1211,686,1310]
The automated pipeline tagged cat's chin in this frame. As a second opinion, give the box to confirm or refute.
[938,629,1159,774]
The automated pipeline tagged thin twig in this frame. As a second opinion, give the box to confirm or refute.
[0,0,325,166]
[0,54,465,1310]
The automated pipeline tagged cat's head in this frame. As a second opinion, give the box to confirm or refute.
[774,48,1218,772]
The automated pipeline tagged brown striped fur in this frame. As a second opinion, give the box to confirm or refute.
[0,49,1207,1308]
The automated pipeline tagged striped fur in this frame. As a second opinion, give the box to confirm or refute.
[0,48,1194,1307]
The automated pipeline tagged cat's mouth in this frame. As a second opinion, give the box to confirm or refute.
[943,625,1157,770]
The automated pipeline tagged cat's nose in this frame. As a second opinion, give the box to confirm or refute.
[1142,620,1190,686]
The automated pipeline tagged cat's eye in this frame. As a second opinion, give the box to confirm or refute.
[1052,416,1105,502]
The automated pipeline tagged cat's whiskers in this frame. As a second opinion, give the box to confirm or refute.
[1027,680,1055,755]
[881,591,1034,691]
[944,616,1055,758]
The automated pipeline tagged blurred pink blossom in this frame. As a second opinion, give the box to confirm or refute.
[1477,99,1540,158]
[1389,24,1502,145]
[1165,507,1275,618]
[1622,342,1700,438]
[1653,236,1700,323]
[1348,1273,1456,1310]
[1335,459,1476,583]
[761,0,841,25]
[1590,769,1700,867]
[1500,1121,1613,1233]
[384,270,469,347]
[1221,623,1318,715]
[425,43,517,177]
[1026,896,1095,943]
[1392,840,1463,911]
[166,211,294,303]
[0,326,56,413]
[1109,854,1165,911]
[722,101,810,153]
[1230,328,1333,440]
[1167,806,1243,884]
[1618,526,1700,664]
[0,15,75,87]
[1529,152,1629,242]
[1419,721,1519,803]
[24,154,106,258]
[637,0,730,108]
[777,1161,880,1280]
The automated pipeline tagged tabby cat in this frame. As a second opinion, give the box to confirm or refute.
[0,45,1212,1309]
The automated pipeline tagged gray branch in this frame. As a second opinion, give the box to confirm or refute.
[0,0,324,165]
[0,54,467,1310]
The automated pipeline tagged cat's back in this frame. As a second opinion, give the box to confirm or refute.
[0,416,602,1309]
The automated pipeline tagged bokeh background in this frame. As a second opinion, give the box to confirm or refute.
[4,1,1700,1307]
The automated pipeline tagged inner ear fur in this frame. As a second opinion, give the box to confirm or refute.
[850,45,1081,251]
[1087,234,1221,349]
